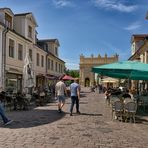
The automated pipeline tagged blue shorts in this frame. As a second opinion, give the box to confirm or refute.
[57,95,65,103]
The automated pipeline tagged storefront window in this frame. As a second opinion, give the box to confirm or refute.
[6,73,22,94]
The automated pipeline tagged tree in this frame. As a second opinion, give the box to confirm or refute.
[65,69,79,78]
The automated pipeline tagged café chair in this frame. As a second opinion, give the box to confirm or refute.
[124,102,137,123]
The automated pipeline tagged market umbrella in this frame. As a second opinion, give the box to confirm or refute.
[62,75,74,80]
[92,61,148,80]
[102,77,119,83]
[23,53,35,94]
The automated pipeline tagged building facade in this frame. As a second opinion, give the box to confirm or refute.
[129,34,148,90]
[129,34,148,63]
[0,8,65,92]
[79,54,118,87]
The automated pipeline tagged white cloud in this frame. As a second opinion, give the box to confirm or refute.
[52,0,74,8]
[124,22,142,31]
[62,58,79,70]
[66,63,79,70]
[101,41,122,53]
[92,0,137,12]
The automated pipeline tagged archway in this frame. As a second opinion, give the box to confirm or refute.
[85,78,90,87]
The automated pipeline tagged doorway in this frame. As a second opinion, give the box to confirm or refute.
[85,77,90,87]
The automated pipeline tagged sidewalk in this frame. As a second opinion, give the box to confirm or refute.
[0,87,148,148]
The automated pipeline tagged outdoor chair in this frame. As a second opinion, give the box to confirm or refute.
[124,101,137,123]
[138,96,148,111]
[14,93,30,110]
[123,98,133,104]
[112,100,124,121]
[110,96,120,107]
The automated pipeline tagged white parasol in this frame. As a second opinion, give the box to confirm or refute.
[23,53,35,94]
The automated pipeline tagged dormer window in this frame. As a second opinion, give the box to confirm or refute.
[5,13,12,29]
[28,25,32,38]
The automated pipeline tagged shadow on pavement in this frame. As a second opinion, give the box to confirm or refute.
[135,116,148,124]
[1,109,65,129]
[65,101,88,105]
[80,113,103,116]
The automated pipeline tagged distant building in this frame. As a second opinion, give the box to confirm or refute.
[37,39,65,86]
[79,53,118,87]
[0,8,65,92]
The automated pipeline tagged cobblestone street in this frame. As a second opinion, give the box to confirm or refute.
[0,87,148,148]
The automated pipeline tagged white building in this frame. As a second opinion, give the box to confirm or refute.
[0,8,65,92]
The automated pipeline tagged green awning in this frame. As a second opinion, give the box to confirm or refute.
[92,61,148,80]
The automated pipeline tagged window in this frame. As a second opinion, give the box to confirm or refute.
[55,62,57,72]
[36,53,40,66]
[55,47,58,55]
[5,13,12,29]
[59,64,61,72]
[61,65,63,73]
[29,49,32,61]
[28,26,32,38]
[9,39,14,58]
[51,60,53,70]
[41,55,44,67]
[18,44,23,60]
[48,59,50,70]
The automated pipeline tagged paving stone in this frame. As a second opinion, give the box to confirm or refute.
[0,87,148,147]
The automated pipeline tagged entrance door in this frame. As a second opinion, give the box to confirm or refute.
[85,78,90,87]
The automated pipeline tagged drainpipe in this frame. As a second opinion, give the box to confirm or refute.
[2,27,8,91]
[45,49,48,87]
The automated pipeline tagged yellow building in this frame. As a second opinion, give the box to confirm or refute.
[79,54,118,87]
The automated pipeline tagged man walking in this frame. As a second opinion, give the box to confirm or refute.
[55,78,67,113]
[70,78,81,116]
[0,91,13,125]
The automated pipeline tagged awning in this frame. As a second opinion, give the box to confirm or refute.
[36,74,45,77]
[46,74,58,80]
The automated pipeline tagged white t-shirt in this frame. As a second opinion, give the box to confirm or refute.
[55,81,66,96]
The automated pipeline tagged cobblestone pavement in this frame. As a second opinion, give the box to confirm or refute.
[0,87,148,148]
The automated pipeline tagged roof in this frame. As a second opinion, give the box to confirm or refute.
[38,39,60,46]
[47,51,65,63]
[14,12,31,16]
[15,12,38,27]
[132,34,148,37]
[0,7,14,15]
[131,34,148,43]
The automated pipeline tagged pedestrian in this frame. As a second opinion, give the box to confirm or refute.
[55,77,67,113]
[70,78,81,116]
[0,92,13,125]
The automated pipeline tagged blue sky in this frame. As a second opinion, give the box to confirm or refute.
[1,0,148,69]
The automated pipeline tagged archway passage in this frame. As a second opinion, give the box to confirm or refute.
[85,78,90,87]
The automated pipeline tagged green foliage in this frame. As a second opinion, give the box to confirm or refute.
[65,69,79,78]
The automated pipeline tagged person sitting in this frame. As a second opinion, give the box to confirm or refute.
[122,89,131,99]
[122,89,135,104]
[104,88,111,105]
